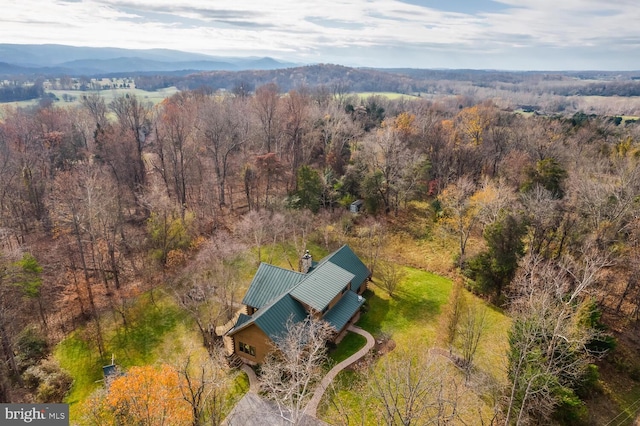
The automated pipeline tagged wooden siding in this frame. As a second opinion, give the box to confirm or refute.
[233,323,272,364]
[326,282,350,311]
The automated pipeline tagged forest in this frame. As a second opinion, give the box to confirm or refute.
[1,80,640,425]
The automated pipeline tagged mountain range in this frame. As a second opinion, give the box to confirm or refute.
[0,44,297,76]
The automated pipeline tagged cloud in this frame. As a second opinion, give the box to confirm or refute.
[0,0,638,68]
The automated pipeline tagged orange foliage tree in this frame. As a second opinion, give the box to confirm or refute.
[106,364,192,426]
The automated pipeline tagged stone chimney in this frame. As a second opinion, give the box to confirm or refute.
[299,250,313,273]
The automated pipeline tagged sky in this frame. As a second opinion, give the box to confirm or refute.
[2,0,640,70]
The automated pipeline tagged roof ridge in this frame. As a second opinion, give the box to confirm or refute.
[314,244,348,267]
[258,262,306,275]
[229,291,292,335]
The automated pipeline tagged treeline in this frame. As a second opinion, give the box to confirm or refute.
[550,80,640,96]
[1,84,640,422]
[0,81,44,102]
[134,65,640,98]
[134,64,419,93]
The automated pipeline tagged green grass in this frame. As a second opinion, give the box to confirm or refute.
[51,87,179,106]
[319,265,511,424]
[221,373,251,420]
[0,86,178,111]
[361,267,452,346]
[615,385,640,425]
[329,332,367,365]
[55,291,192,421]
[55,334,103,407]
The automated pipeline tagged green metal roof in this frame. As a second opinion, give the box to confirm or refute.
[241,263,306,309]
[316,245,371,293]
[230,245,370,351]
[235,313,252,329]
[289,262,355,311]
[323,291,365,332]
[229,293,308,342]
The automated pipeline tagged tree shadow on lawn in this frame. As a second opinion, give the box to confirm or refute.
[357,286,442,338]
[390,287,442,325]
[108,301,181,366]
[357,290,390,336]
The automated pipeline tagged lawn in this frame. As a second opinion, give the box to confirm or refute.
[329,332,367,365]
[359,267,453,347]
[54,291,202,422]
[318,265,511,425]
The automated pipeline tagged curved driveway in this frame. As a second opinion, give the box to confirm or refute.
[305,325,375,417]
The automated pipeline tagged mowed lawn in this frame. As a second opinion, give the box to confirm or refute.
[319,265,511,425]
[359,267,452,348]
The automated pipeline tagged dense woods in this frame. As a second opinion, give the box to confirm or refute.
[1,81,640,424]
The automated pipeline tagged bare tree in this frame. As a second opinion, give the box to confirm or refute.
[260,317,333,425]
[353,219,386,276]
[199,95,247,207]
[0,250,25,389]
[375,259,406,297]
[236,210,269,264]
[440,278,467,356]
[253,83,281,154]
[109,94,152,190]
[457,302,487,381]
[369,350,464,425]
[173,344,236,426]
[438,176,479,268]
[153,92,200,217]
[81,93,108,129]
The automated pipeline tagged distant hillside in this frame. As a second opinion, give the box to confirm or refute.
[134,64,422,93]
[0,44,296,75]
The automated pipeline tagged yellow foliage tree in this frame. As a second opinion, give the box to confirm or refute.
[392,112,417,140]
[454,105,494,146]
[106,364,192,426]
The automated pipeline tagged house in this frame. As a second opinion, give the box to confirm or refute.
[225,245,371,364]
[349,199,364,213]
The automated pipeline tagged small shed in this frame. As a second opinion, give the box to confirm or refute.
[349,199,364,213]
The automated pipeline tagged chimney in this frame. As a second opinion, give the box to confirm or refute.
[299,250,313,273]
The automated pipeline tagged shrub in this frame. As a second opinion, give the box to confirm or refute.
[15,326,48,371]
[23,357,73,403]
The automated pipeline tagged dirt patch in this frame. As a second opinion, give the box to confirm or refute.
[375,337,396,356]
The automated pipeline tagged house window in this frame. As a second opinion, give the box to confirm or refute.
[238,341,256,357]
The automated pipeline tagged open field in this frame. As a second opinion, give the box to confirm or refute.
[49,86,179,106]
[0,86,179,111]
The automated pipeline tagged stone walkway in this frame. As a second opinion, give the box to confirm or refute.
[305,325,375,417]
[241,364,260,393]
